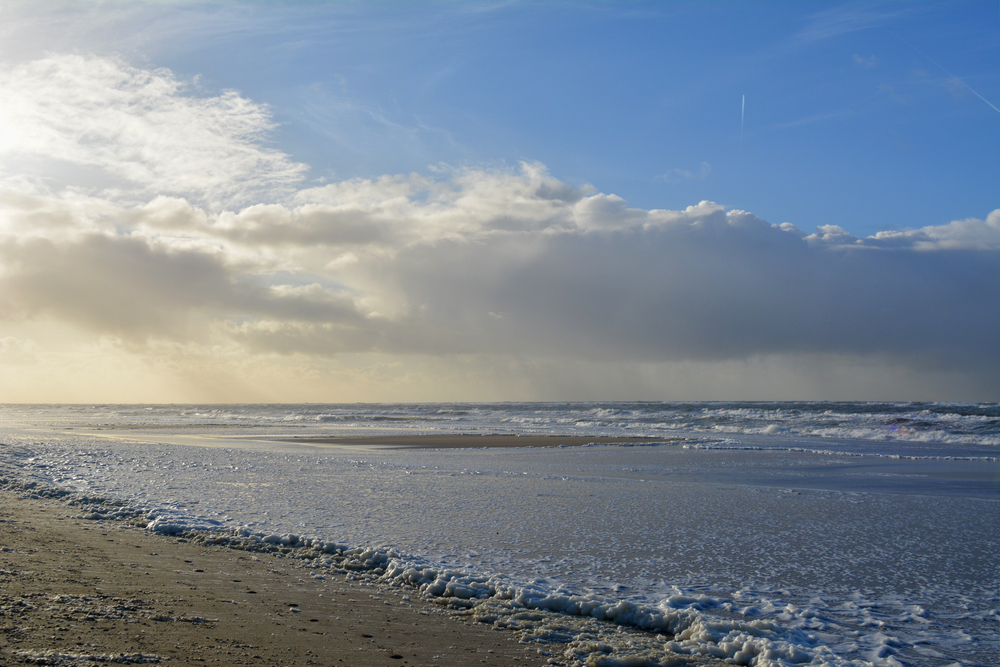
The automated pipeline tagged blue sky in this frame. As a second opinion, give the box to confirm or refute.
[5,1,997,234]
[0,1,997,402]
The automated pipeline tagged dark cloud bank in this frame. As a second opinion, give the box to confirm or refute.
[1,180,997,399]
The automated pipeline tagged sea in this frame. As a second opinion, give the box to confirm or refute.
[1,402,997,667]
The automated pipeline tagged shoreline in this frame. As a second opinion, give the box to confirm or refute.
[0,489,550,667]
[0,488,717,667]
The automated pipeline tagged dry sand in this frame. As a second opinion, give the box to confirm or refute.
[0,490,550,667]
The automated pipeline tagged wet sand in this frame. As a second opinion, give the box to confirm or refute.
[0,490,549,667]
[276,434,680,449]
[0,489,722,667]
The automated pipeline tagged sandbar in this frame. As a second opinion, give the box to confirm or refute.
[277,434,681,449]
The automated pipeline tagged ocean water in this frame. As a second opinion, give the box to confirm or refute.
[1,402,997,667]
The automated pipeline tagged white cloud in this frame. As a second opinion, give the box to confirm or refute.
[0,54,996,400]
[0,55,307,208]
[870,209,1000,250]
[1,164,996,377]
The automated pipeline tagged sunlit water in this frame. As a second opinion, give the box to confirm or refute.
[1,402,997,667]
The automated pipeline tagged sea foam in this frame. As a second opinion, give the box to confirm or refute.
[1,402,997,667]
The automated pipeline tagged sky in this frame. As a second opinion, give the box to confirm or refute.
[0,0,997,403]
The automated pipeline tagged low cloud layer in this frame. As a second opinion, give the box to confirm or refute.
[0,55,997,401]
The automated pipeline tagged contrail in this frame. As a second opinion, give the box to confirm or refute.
[741,94,745,148]
[891,31,1000,115]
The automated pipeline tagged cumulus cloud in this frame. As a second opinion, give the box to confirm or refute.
[0,232,377,344]
[1,165,996,378]
[0,55,307,207]
[0,54,996,399]
[869,209,1000,250]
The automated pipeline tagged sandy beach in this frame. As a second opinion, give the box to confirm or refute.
[4,403,996,667]
[0,488,719,667]
[0,489,554,667]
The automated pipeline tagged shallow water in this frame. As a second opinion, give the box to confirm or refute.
[1,402,997,667]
